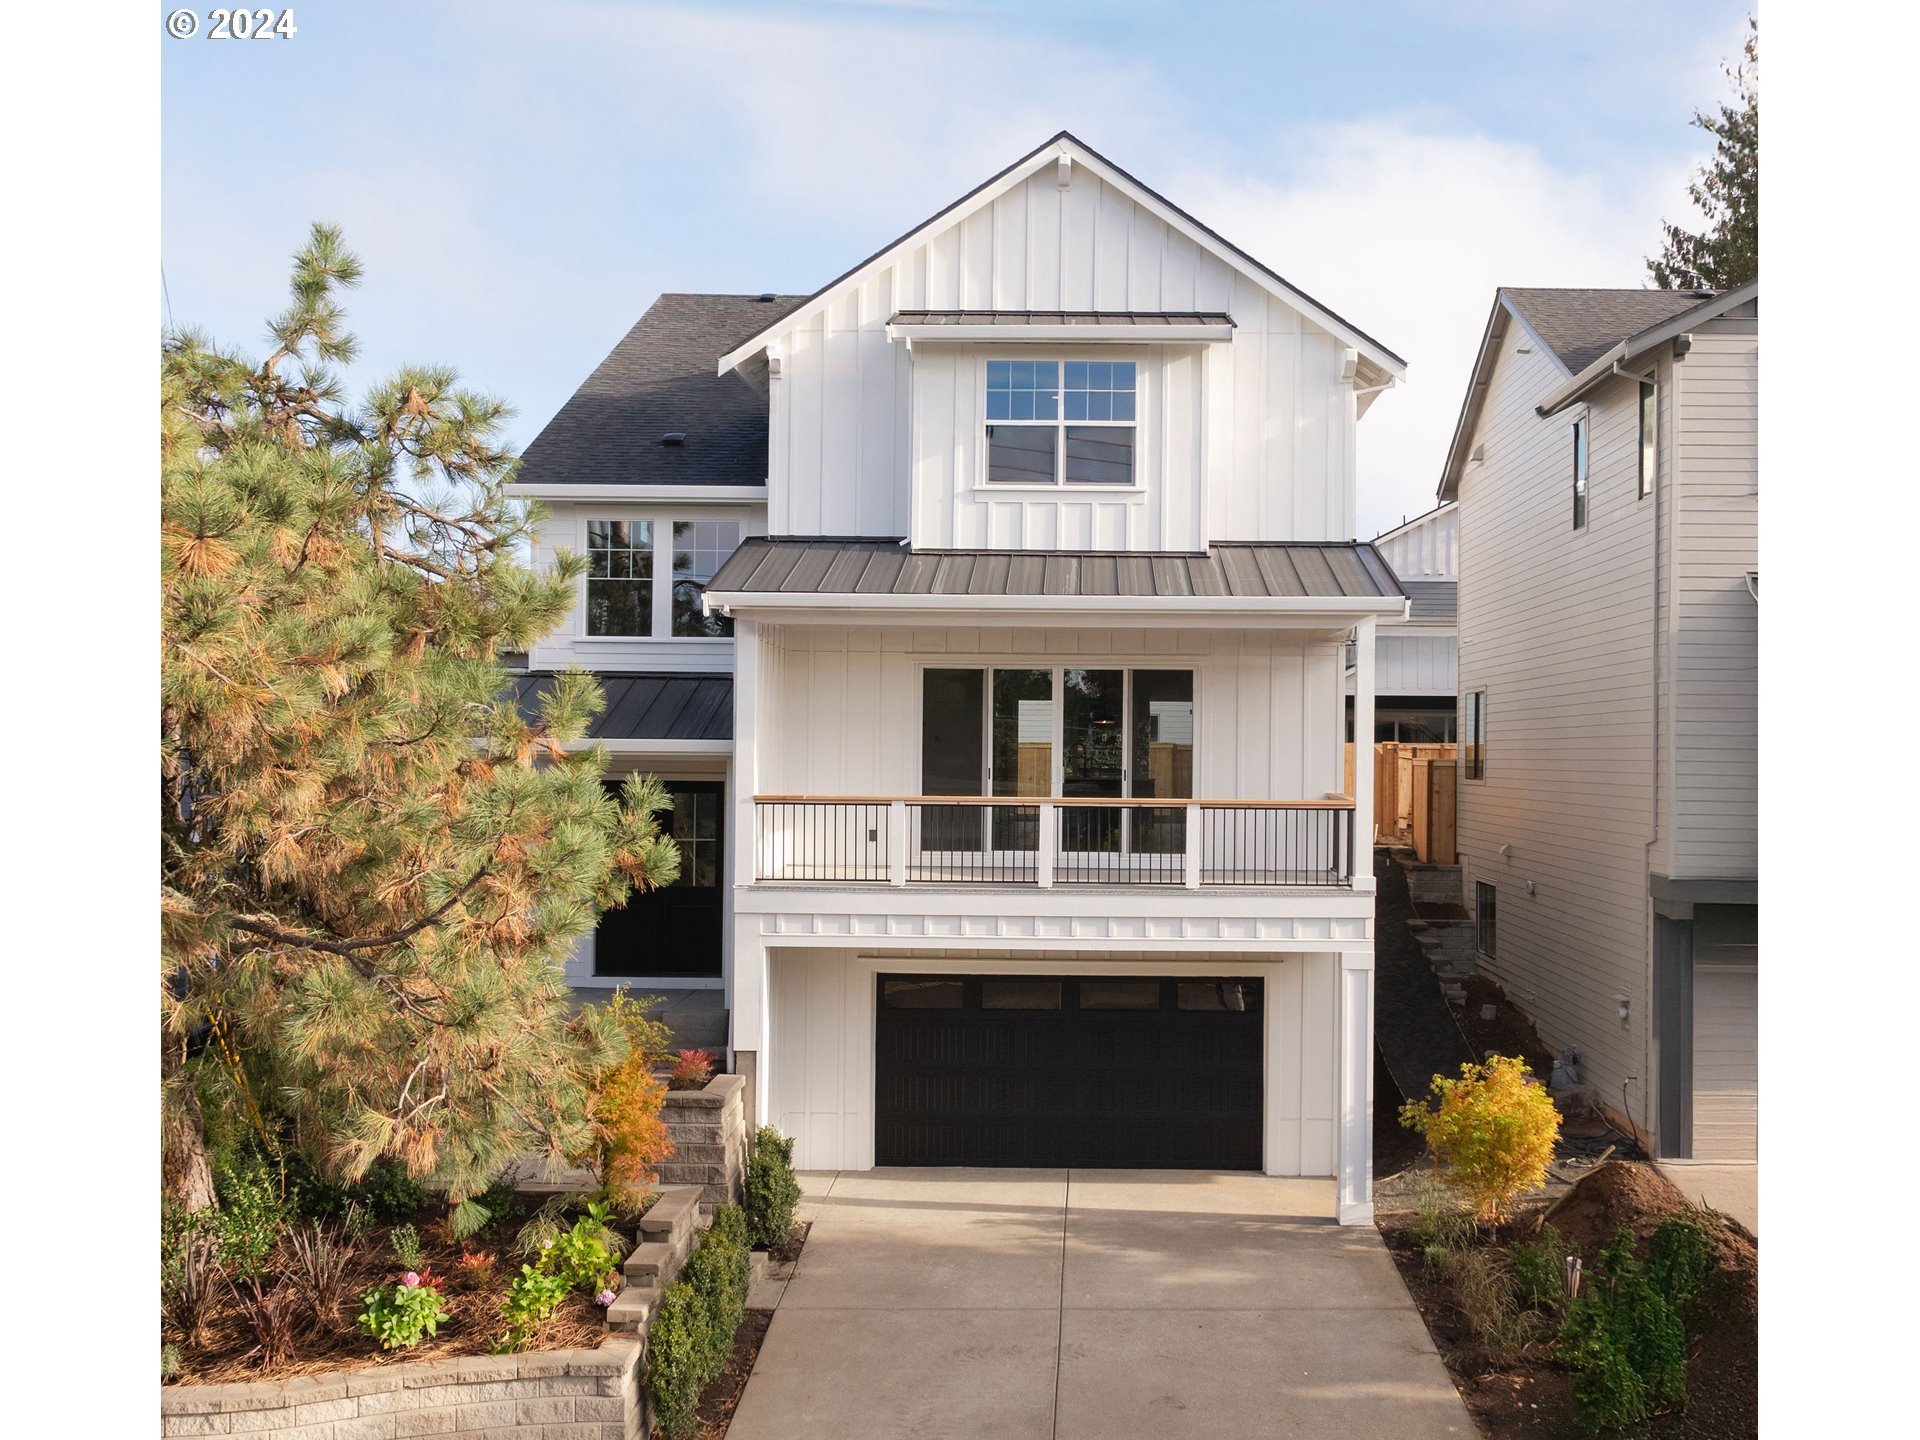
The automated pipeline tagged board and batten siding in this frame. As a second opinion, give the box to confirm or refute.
[1374,505,1459,579]
[1376,633,1458,696]
[766,164,1357,548]
[524,499,766,673]
[1668,306,1757,880]
[767,947,1341,1174]
[1454,322,1662,1129]
[750,623,1346,802]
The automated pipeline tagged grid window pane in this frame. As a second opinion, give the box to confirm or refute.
[988,425,1059,484]
[586,519,653,636]
[671,519,741,637]
[1064,425,1133,484]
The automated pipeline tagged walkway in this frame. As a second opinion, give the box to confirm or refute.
[728,1169,1474,1440]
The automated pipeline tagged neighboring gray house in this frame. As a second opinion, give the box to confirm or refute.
[1437,283,1758,1164]
[1349,502,1458,743]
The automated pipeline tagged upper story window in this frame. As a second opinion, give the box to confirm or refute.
[586,520,654,636]
[1571,415,1589,531]
[671,520,740,637]
[584,517,741,639]
[1638,380,1656,499]
[1463,688,1487,779]
[985,360,1137,487]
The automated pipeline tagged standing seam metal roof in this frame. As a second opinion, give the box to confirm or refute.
[705,537,1405,602]
[509,672,732,742]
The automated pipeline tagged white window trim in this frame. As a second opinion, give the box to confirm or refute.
[975,352,1148,495]
[1571,411,1591,533]
[576,511,749,643]
[1637,378,1657,502]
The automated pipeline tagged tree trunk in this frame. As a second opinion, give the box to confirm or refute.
[162,1038,217,1212]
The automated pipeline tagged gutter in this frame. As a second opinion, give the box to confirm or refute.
[704,591,1412,619]
[1536,279,1759,417]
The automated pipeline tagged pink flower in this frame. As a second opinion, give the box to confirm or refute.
[401,1272,421,1288]
[594,1288,618,1308]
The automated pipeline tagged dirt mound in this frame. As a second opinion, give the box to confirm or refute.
[1549,1160,1758,1322]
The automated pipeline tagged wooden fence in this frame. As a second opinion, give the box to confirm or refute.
[1372,742,1457,863]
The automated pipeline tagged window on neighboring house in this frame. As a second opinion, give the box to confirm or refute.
[986,359,1136,486]
[1476,881,1497,958]
[1638,380,1656,499]
[672,519,741,637]
[1463,689,1486,779]
[1571,415,1589,530]
[586,519,653,636]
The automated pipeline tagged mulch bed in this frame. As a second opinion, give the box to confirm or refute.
[1380,1161,1758,1439]
[170,1215,617,1385]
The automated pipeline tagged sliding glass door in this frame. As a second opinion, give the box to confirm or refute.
[920,666,1193,860]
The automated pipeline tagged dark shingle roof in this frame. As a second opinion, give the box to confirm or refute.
[1501,288,1714,374]
[890,310,1232,328]
[707,538,1404,602]
[509,672,731,742]
[516,294,805,487]
[1399,581,1457,622]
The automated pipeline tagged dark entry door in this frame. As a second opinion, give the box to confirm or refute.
[874,975,1263,1168]
[593,781,723,978]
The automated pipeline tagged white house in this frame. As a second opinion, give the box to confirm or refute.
[1437,283,1758,1165]
[508,133,1410,1222]
[1349,503,1458,743]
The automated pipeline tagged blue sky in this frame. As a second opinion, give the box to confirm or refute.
[162,0,1751,535]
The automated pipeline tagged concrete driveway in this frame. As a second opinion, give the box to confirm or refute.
[727,1170,1473,1440]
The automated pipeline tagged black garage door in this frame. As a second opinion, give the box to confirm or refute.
[874,975,1263,1169]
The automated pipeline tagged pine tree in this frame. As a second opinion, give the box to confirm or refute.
[161,225,681,1218]
[1649,19,1758,291]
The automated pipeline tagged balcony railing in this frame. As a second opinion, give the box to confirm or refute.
[753,796,1355,889]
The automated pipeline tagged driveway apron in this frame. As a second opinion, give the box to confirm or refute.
[725,1169,1473,1440]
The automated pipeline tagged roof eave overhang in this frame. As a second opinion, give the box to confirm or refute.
[563,738,734,756]
[1534,279,1760,418]
[885,322,1235,345]
[506,483,769,501]
[717,133,1408,380]
[706,592,1410,624]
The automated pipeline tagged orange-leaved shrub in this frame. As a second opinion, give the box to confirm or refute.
[1398,1054,1561,1222]
[589,990,675,1210]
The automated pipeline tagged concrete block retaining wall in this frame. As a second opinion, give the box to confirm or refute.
[658,1073,747,1217]
[160,1339,646,1438]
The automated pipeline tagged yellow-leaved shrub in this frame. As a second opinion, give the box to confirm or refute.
[1399,1054,1561,1222]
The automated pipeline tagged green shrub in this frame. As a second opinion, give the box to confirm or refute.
[357,1276,450,1350]
[646,1283,715,1440]
[390,1223,425,1271]
[353,1157,429,1222]
[1560,1226,1693,1431]
[161,1343,181,1383]
[1647,1217,1714,1322]
[211,1155,288,1279]
[744,1126,802,1249]
[548,1204,624,1291]
[1509,1224,1573,1310]
[646,1205,754,1439]
[497,1263,573,1352]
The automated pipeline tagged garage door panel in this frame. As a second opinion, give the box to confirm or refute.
[1691,963,1757,1163]
[875,974,1263,1169]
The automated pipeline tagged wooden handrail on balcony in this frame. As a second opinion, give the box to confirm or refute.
[752,795,1357,888]
[753,794,1357,809]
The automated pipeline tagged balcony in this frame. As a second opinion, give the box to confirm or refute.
[752,796,1356,890]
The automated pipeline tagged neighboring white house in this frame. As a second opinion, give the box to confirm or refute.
[1349,503,1458,742]
[1437,283,1758,1164]
[508,132,1410,1222]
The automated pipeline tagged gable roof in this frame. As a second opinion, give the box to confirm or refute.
[514,292,804,489]
[1438,284,1749,501]
[715,131,1406,381]
[1501,288,1712,374]
[1535,280,1757,417]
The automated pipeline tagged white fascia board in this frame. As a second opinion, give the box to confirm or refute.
[565,738,733,756]
[507,484,768,502]
[707,591,1410,623]
[1371,501,1458,546]
[715,146,1064,375]
[886,322,1234,345]
[1534,279,1760,418]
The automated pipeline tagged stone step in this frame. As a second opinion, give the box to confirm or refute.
[622,1230,691,1287]
[637,1185,703,1245]
[605,1284,656,1332]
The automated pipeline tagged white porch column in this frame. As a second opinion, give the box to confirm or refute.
[1336,946,1376,1225]
[1351,615,1376,886]
[728,618,768,1127]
